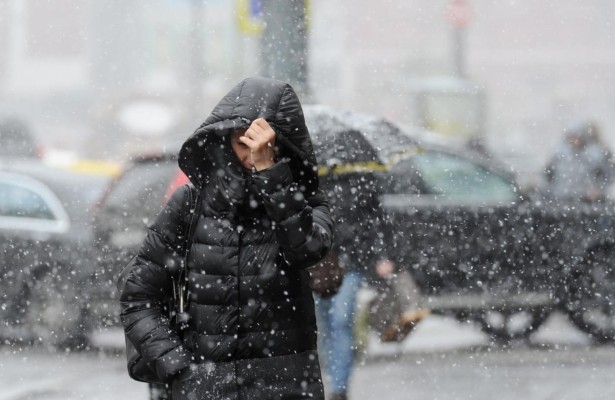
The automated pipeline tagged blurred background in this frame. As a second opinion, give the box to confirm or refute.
[2,0,615,184]
[3,1,615,399]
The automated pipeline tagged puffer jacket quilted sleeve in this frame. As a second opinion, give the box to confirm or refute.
[119,186,193,382]
[252,159,334,269]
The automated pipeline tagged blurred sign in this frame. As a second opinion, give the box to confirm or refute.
[237,0,264,35]
[117,100,177,137]
[447,0,472,28]
[410,77,485,140]
[250,0,263,16]
[236,0,311,35]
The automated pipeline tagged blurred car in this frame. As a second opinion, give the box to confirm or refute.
[381,141,615,343]
[0,160,110,347]
[304,105,615,343]
[89,149,188,329]
[0,118,42,158]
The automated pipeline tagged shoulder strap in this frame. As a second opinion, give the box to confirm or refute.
[116,255,137,293]
[118,185,201,297]
[182,184,202,256]
[176,184,201,314]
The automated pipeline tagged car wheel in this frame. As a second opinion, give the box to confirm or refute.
[9,266,88,348]
[475,308,550,344]
[566,248,615,342]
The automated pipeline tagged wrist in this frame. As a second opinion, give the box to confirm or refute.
[252,159,293,193]
[254,159,274,171]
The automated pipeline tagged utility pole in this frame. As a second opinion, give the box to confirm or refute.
[447,0,472,78]
[260,0,310,101]
[189,0,205,124]
[453,26,466,78]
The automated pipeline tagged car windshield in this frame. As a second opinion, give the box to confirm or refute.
[385,150,517,205]
[396,151,518,204]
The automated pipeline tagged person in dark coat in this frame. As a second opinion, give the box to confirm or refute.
[315,167,429,400]
[314,171,390,400]
[120,77,333,400]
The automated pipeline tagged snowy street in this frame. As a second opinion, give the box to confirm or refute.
[4,2,615,400]
[2,312,614,400]
[0,348,145,400]
[350,345,615,400]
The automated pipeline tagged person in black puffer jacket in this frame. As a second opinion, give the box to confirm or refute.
[120,77,333,400]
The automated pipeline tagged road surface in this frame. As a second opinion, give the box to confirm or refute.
[1,313,614,400]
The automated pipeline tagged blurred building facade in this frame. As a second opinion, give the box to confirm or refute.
[310,1,615,183]
[1,0,615,183]
[0,0,258,159]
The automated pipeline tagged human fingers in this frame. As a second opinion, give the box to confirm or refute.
[252,118,272,130]
[238,134,258,150]
[248,119,275,143]
[239,132,275,170]
[244,128,267,150]
[243,132,275,157]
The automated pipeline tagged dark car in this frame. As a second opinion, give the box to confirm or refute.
[0,160,109,347]
[89,150,188,329]
[302,105,615,343]
[381,141,615,342]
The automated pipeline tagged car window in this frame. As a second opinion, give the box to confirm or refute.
[384,160,427,195]
[0,182,55,219]
[104,161,178,215]
[411,152,517,203]
[385,151,518,205]
[0,175,70,233]
[96,160,178,248]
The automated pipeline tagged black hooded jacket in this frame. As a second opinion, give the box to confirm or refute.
[120,78,333,399]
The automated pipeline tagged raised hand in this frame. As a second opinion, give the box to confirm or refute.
[239,118,276,171]
[230,118,276,171]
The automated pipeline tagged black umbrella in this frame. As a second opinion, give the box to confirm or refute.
[303,105,417,176]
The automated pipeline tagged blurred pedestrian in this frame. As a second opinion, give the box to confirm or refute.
[544,120,615,202]
[120,77,333,400]
[315,171,427,400]
[0,117,39,158]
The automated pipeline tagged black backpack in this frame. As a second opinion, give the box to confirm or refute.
[116,184,201,384]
